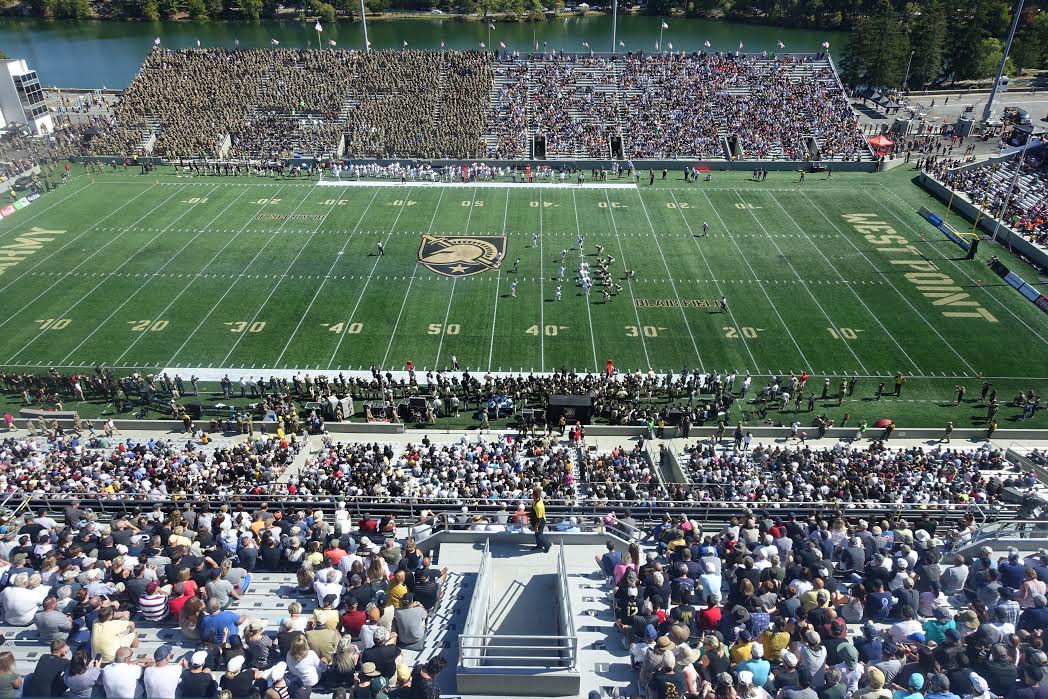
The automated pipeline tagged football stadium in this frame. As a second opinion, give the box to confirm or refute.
[0,17,1046,699]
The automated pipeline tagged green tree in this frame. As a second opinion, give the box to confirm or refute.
[1012,12,1048,72]
[157,0,178,18]
[972,36,1014,80]
[906,0,945,88]
[839,6,911,88]
[241,0,261,17]
[186,0,208,19]
[140,0,160,17]
[205,0,223,17]
[261,0,279,17]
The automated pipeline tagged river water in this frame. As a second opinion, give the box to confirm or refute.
[0,15,845,88]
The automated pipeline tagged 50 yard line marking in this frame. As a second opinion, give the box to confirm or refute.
[114,185,291,367]
[166,185,325,366]
[633,189,704,373]
[220,194,346,366]
[795,190,978,376]
[62,185,253,365]
[603,189,651,369]
[434,186,477,370]
[734,190,867,373]
[667,189,757,372]
[383,188,446,370]
[5,185,202,363]
[326,188,416,368]
[486,188,510,371]
[274,189,381,368]
[571,189,599,373]
[697,188,811,370]
[766,191,923,374]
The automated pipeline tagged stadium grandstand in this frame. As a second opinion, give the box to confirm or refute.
[85,47,874,163]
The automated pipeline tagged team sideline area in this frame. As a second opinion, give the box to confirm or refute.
[0,165,1046,430]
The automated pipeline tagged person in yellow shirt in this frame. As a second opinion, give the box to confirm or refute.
[758,621,791,663]
[388,570,408,609]
[530,488,550,553]
[730,630,755,664]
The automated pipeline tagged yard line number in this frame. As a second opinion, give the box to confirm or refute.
[827,327,864,340]
[428,323,461,335]
[526,325,567,336]
[723,326,763,338]
[321,322,363,334]
[625,325,664,337]
[226,321,267,333]
[129,319,169,332]
[36,318,72,331]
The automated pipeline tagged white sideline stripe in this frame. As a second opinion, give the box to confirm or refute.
[317,180,639,189]
[156,367,1048,382]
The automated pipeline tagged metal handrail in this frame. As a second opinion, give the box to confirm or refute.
[557,542,578,669]
[458,540,492,670]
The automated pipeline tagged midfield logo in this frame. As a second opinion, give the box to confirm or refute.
[418,235,506,277]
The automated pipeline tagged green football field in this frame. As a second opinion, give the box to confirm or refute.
[1,164,1046,429]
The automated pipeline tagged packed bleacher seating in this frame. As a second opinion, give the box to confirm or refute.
[937,144,1048,251]
[488,51,872,162]
[89,48,494,160]
[677,441,1012,505]
[87,48,871,163]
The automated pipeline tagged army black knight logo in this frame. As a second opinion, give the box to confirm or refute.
[418,235,507,277]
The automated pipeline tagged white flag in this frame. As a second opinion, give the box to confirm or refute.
[499,41,506,48]
[619,40,625,47]
[480,41,486,48]
[440,41,445,48]
[738,41,744,50]
[704,40,710,48]
[667,42,672,50]
[777,40,785,49]
[582,41,589,48]
[315,20,322,32]
[154,37,161,45]
[822,41,830,49]
[234,38,240,47]
[195,38,201,47]
[402,40,408,47]
[488,21,495,29]
[271,38,279,45]
[661,20,668,29]
[328,39,337,46]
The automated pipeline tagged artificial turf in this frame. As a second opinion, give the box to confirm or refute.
[0,163,1045,430]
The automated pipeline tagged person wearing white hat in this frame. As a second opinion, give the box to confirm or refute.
[180,650,216,697]
[964,672,994,699]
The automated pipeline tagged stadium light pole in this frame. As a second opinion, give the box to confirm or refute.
[989,135,1034,244]
[360,0,370,52]
[902,49,915,91]
[981,0,1024,123]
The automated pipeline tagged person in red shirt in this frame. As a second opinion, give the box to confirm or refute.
[167,582,193,620]
[698,595,722,631]
[357,514,378,534]
[339,598,366,639]
[324,542,347,567]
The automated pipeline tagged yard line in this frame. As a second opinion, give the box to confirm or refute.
[486,188,510,372]
[538,190,546,371]
[767,192,924,374]
[166,185,324,366]
[0,183,162,300]
[113,184,288,365]
[0,184,180,334]
[696,189,811,370]
[570,189,599,373]
[220,196,347,366]
[384,188,446,370]
[433,186,477,370]
[733,191,868,373]
[667,190,757,372]
[0,179,94,240]
[326,189,417,368]
[795,191,979,376]
[632,189,704,373]
[65,185,256,365]
[872,185,1048,349]
[603,189,651,369]
[5,185,205,363]
[273,189,381,367]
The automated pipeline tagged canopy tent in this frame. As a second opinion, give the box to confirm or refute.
[868,133,894,155]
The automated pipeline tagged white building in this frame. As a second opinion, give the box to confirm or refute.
[0,59,53,135]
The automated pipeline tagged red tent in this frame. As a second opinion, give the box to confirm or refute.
[868,134,894,155]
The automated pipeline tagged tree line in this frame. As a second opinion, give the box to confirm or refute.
[838,0,1048,89]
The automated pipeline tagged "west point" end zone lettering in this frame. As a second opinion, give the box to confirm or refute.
[842,214,997,323]
[0,227,65,276]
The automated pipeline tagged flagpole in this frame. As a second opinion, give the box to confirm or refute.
[316,24,322,50]
[658,23,663,52]
[611,0,617,54]
[360,0,369,52]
